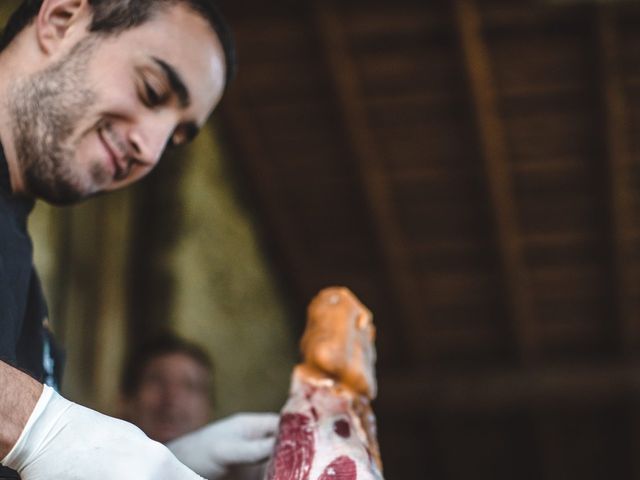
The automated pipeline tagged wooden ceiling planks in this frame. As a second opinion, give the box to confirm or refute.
[312,0,419,364]
[453,0,537,363]
[481,0,616,360]
[594,11,640,477]
[377,361,640,414]
[595,5,638,355]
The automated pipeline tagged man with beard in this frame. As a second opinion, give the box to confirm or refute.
[0,1,278,479]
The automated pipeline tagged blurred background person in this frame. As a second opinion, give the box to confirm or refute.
[120,333,269,480]
[120,333,214,444]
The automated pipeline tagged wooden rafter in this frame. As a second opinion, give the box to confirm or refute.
[312,0,418,362]
[377,362,640,414]
[595,10,640,480]
[595,6,636,355]
[453,0,536,363]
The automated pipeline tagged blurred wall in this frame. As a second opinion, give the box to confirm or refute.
[164,126,296,415]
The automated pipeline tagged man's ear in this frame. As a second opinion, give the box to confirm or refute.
[35,0,91,54]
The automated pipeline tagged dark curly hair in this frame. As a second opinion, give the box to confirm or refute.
[0,0,236,86]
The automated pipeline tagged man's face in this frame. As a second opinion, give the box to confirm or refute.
[126,352,212,443]
[9,3,225,204]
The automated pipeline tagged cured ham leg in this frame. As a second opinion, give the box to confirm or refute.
[265,287,384,480]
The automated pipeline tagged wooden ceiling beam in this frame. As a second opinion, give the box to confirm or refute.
[452,0,536,363]
[593,12,640,477]
[377,362,640,414]
[595,6,637,355]
[312,0,419,363]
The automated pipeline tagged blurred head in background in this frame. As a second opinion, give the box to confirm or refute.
[120,333,214,443]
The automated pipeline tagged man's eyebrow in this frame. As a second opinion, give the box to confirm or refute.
[151,57,190,108]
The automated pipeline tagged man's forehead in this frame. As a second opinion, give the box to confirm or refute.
[117,5,226,120]
[147,352,209,370]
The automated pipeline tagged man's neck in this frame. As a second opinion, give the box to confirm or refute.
[0,53,28,197]
[0,119,27,197]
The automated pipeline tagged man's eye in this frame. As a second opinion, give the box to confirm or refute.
[143,81,161,107]
[168,134,185,149]
[169,124,198,148]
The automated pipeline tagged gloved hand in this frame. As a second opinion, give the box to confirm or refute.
[167,413,279,480]
[2,385,204,480]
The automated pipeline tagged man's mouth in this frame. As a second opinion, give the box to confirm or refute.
[98,127,128,180]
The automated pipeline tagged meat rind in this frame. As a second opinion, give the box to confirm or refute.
[301,287,377,399]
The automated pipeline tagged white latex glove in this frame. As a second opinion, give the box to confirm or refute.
[2,385,204,480]
[168,413,279,480]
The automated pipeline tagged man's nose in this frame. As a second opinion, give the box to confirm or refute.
[128,114,176,166]
[161,383,186,407]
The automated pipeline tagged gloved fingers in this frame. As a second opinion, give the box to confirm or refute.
[218,437,276,465]
[226,413,280,439]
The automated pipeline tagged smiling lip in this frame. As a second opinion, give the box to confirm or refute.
[98,128,124,179]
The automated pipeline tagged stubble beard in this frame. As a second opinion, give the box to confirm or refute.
[8,38,108,205]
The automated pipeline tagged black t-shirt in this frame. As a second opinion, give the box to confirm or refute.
[0,144,63,479]
[0,144,63,387]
